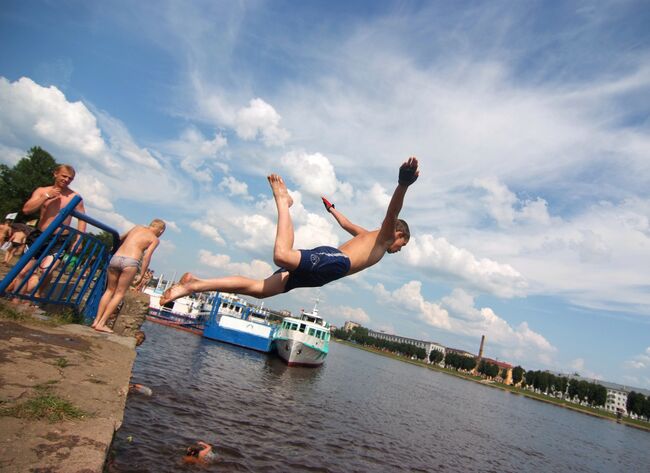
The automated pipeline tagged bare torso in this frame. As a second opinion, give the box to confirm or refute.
[36,186,81,231]
[338,229,390,275]
[115,226,159,260]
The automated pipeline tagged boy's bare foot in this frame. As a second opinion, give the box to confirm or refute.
[94,325,114,333]
[268,174,293,207]
[159,272,195,305]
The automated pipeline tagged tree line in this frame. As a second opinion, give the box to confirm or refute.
[331,326,427,360]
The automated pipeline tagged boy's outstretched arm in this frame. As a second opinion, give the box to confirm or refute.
[322,197,368,236]
[378,157,419,241]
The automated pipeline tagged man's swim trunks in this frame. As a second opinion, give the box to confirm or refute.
[26,229,68,261]
[108,255,141,271]
[277,246,350,293]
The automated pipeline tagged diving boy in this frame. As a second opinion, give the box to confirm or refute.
[160,157,419,304]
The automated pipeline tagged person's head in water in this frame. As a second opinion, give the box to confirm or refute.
[186,444,203,457]
[387,219,410,254]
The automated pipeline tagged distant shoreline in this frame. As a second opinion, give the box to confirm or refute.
[333,339,650,433]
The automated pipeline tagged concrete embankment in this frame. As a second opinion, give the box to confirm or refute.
[0,287,149,473]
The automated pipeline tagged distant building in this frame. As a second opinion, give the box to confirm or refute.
[481,357,513,385]
[605,387,628,414]
[343,321,360,332]
[367,329,445,362]
[445,347,475,358]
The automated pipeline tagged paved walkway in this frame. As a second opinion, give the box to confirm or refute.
[0,258,149,472]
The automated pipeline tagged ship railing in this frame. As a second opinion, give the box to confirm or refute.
[0,195,120,322]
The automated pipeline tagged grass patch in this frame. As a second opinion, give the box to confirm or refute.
[55,357,69,368]
[0,393,86,423]
[0,302,28,321]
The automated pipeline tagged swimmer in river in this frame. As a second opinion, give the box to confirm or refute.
[160,157,419,304]
[183,441,216,464]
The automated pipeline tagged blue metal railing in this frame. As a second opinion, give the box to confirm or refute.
[0,195,120,322]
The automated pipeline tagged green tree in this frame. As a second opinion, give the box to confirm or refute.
[91,230,117,252]
[0,147,59,222]
[512,366,524,385]
[429,349,443,364]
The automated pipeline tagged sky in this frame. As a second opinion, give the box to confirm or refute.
[1,0,649,388]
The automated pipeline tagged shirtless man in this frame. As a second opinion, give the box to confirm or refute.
[160,157,419,304]
[7,165,86,298]
[91,219,165,332]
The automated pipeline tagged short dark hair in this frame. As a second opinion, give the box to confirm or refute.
[396,219,410,241]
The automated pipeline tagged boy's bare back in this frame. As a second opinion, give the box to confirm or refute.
[115,226,160,260]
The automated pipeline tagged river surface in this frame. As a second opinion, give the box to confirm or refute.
[109,322,650,472]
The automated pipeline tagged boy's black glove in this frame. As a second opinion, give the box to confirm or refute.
[398,161,419,186]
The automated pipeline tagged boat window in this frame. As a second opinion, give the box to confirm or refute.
[291,323,298,331]
[299,324,306,333]
[314,331,321,339]
[308,328,315,336]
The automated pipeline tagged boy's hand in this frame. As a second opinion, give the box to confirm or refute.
[398,157,419,186]
[321,196,335,212]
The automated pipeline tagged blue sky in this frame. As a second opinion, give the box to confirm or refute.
[1,0,650,388]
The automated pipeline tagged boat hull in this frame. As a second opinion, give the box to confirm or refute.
[275,338,327,367]
[203,314,275,353]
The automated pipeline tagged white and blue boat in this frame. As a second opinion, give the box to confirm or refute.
[274,300,330,367]
[202,293,277,352]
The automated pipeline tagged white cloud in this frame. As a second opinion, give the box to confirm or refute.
[198,249,273,280]
[473,177,551,227]
[88,208,135,234]
[74,174,115,212]
[403,234,528,298]
[375,282,555,364]
[190,221,225,245]
[219,175,250,198]
[234,98,289,146]
[0,143,25,166]
[164,126,227,182]
[94,110,162,170]
[624,347,650,371]
[0,76,117,170]
[333,306,371,325]
[280,150,353,200]
[165,221,181,233]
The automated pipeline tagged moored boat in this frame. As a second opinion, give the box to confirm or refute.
[145,286,211,335]
[274,300,329,367]
[202,293,277,352]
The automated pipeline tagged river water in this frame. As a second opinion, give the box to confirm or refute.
[109,322,650,472]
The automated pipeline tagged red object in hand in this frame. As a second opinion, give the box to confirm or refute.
[321,197,335,212]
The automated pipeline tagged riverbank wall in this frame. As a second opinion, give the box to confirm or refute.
[0,274,149,472]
